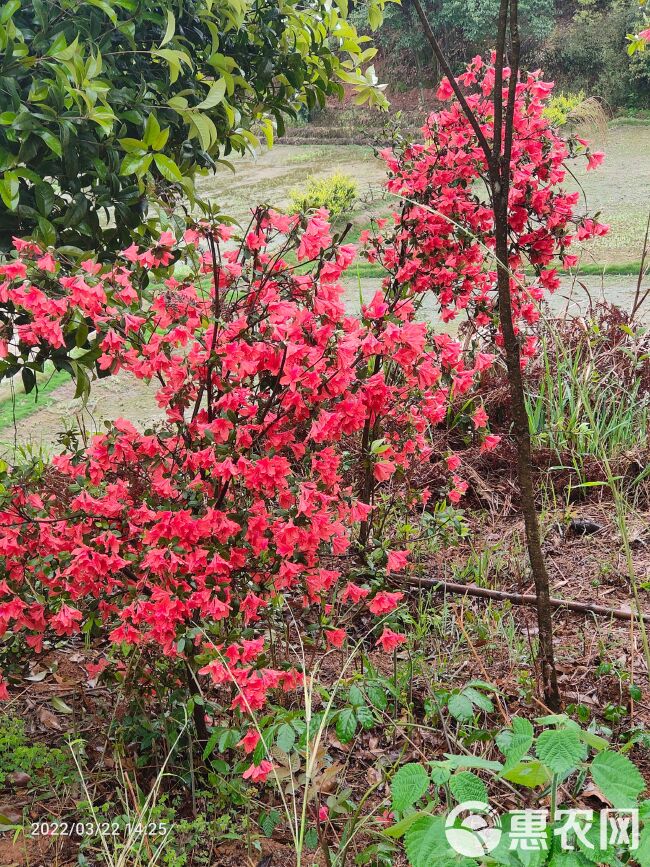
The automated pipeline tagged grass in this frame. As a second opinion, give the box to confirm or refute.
[196,126,650,268]
[0,369,69,432]
[525,310,650,498]
[345,259,646,279]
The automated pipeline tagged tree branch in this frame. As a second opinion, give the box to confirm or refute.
[409,0,494,168]
[492,0,509,165]
[397,575,650,624]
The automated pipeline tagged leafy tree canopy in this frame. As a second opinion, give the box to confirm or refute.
[0,0,390,254]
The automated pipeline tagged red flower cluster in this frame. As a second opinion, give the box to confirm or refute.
[364,56,608,359]
[0,207,485,720]
[0,60,607,780]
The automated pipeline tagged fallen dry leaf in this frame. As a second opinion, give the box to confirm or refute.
[38,706,61,731]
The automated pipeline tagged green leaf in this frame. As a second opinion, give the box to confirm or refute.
[276,724,295,753]
[119,138,147,153]
[143,113,161,148]
[391,763,429,812]
[449,771,487,805]
[304,827,318,850]
[196,78,226,111]
[463,687,494,713]
[260,117,274,149]
[153,48,192,85]
[430,762,452,785]
[336,708,357,744]
[502,760,551,788]
[502,718,534,773]
[74,320,88,349]
[34,183,55,217]
[546,849,591,866]
[36,217,56,247]
[590,751,645,808]
[86,0,117,24]
[88,106,116,133]
[0,1,20,25]
[259,809,280,838]
[575,816,619,865]
[53,35,80,62]
[444,755,503,772]
[73,365,90,400]
[218,728,239,752]
[383,805,435,839]
[492,813,551,865]
[120,152,152,177]
[151,127,170,152]
[160,9,175,47]
[579,729,609,752]
[635,823,650,867]
[1,171,19,210]
[356,705,374,730]
[38,130,62,157]
[0,812,20,827]
[51,696,74,714]
[62,193,89,229]
[349,684,364,706]
[153,153,182,182]
[367,1,383,31]
[21,367,36,394]
[404,815,469,867]
[536,729,585,775]
[189,112,218,151]
[404,815,445,867]
[202,729,220,760]
[448,693,475,721]
[367,683,387,711]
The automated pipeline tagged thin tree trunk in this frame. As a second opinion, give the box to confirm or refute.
[186,660,209,750]
[492,195,560,710]
[410,0,561,710]
[493,0,560,711]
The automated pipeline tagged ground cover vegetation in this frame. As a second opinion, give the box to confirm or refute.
[1,0,650,865]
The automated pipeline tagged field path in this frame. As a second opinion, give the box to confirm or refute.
[0,372,163,457]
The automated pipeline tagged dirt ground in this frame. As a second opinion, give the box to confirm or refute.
[0,372,163,458]
[197,125,650,267]
[2,494,650,866]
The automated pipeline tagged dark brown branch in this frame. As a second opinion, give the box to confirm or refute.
[409,0,494,167]
[397,575,650,624]
[492,0,509,163]
[502,0,521,181]
[489,0,560,711]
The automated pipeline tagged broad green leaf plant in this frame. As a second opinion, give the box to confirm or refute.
[0,0,392,253]
[387,714,650,866]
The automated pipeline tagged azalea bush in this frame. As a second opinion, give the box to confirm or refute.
[362,57,608,344]
[0,206,491,769]
[0,58,609,808]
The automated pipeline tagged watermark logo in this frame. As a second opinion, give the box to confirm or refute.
[446,804,639,856]
[444,801,502,857]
